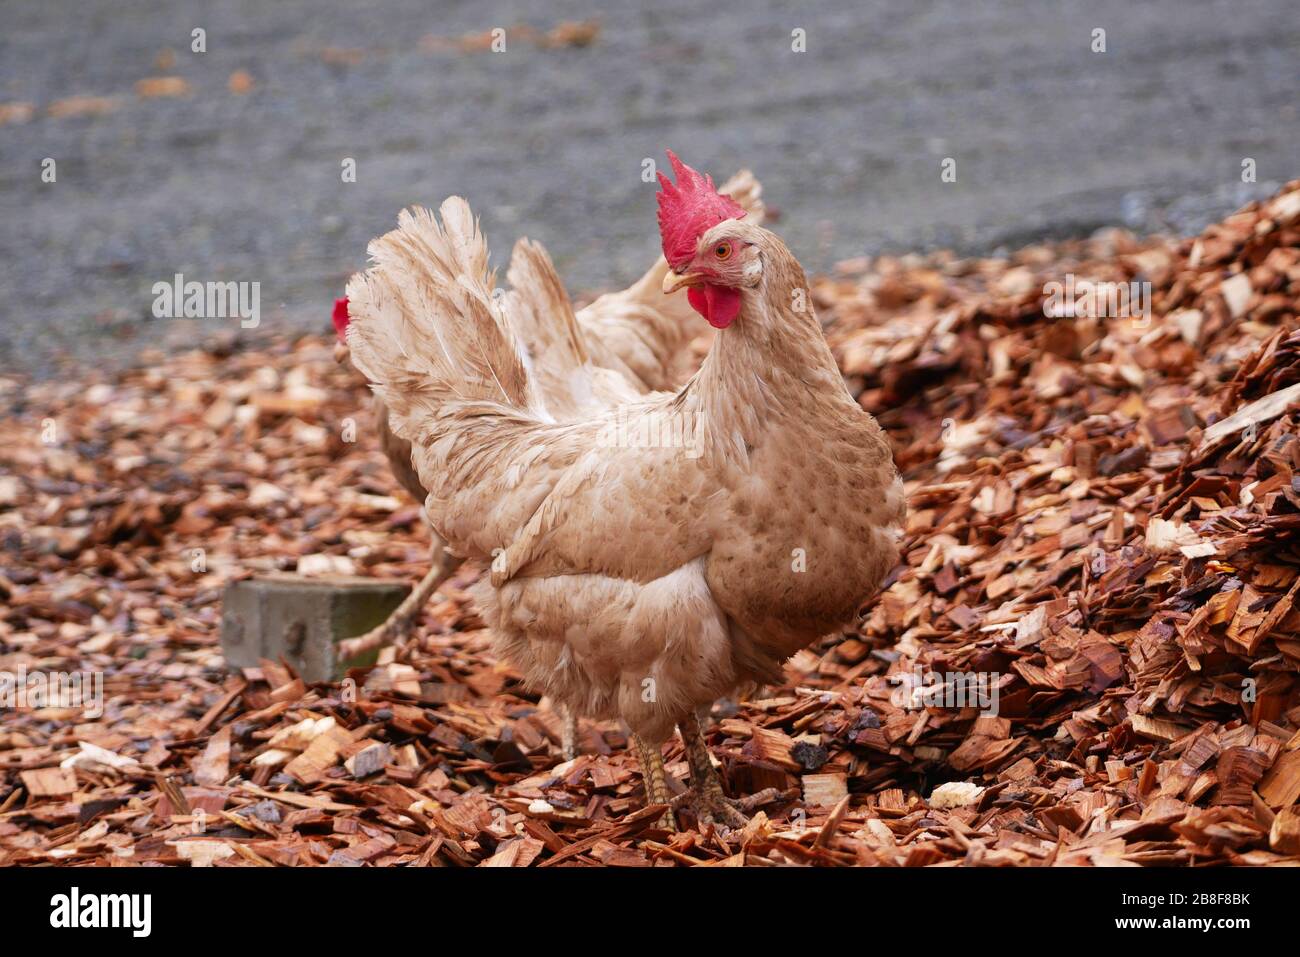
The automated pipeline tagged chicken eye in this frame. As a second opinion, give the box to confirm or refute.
[714,242,732,260]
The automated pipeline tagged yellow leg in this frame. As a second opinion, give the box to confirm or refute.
[633,734,676,830]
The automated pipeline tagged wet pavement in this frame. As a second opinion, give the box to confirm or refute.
[1,0,1297,377]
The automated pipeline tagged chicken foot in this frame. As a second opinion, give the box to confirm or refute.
[679,710,748,830]
[633,734,676,830]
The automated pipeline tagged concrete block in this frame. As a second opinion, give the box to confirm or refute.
[221,574,411,682]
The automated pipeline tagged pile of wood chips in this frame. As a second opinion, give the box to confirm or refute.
[2,183,1300,867]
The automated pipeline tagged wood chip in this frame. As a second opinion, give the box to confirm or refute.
[5,179,1300,867]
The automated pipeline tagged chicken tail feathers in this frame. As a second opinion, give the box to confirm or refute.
[345,199,537,441]
[499,238,603,418]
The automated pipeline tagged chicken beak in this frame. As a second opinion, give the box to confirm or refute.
[662,270,702,295]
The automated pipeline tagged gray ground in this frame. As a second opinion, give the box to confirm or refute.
[1,0,1297,379]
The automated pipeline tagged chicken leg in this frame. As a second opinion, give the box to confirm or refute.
[679,710,748,830]
[633,734,676,830]
[560,703,579,762]
[335,545,462,662]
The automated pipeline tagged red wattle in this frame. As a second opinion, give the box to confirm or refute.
[687,284,741,329]
[332,297,350,342]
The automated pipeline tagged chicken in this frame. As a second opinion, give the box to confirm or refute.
[332,170,763,759]
[343,152,903,827]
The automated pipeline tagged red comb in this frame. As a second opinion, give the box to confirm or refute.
[656,150,745,269]
[332,297,350,343]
